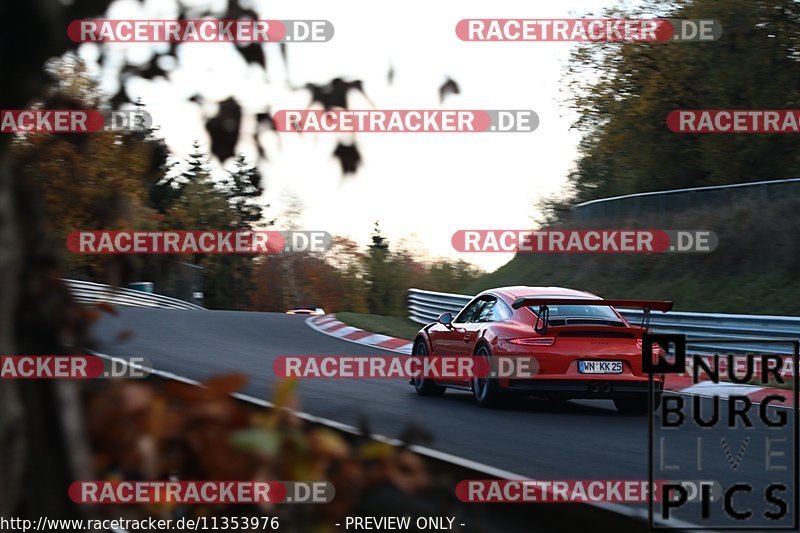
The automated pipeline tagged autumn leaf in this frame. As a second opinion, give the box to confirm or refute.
[231,427,280,457]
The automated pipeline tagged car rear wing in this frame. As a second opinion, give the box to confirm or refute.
[510,297,674,332]
[510,298,673,312]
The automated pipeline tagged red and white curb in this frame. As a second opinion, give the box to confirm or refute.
[306,315,413,353]
[307,315,794,407]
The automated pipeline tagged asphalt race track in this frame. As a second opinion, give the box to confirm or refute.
[93,308,797,527]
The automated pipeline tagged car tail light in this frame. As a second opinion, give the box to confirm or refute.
[508,337,555,346]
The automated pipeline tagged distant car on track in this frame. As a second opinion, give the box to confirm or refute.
[286,306,326,316]
[410,286,670,414]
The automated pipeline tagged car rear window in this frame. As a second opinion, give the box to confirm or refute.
[527,304,620,321]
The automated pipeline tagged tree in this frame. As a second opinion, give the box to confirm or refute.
[326,236,368,313]
[365,221,392,314]
[165,144,232,230]
[425,258,483,293]
[222,154,267,231]
[559,0,800,212]
[162,145,253,309]
[209,155,271,309]
[10,56,164,284]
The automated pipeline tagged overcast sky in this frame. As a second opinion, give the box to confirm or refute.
[78,0,629,271]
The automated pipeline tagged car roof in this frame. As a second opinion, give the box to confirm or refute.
[480,286,601,301]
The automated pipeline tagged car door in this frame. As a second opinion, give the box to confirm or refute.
[445,297,498,386]
[462,297,497,346]
[429,298,484,385]
[431,298,480,357]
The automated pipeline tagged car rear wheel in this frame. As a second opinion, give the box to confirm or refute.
[472,345,505,408]
[613,392,662,415]
[412,340,446,397]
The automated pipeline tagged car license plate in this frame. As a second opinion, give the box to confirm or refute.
[578,360,623,374]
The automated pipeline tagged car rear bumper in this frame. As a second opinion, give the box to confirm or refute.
[504,378,663,399]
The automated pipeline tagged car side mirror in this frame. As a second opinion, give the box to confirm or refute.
[437,312,453,327]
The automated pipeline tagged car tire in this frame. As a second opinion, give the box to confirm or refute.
[613,392,662,415]
[411,340,446,397]
[472,344,505,408]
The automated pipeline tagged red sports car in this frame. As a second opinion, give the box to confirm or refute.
[410,286,671,414]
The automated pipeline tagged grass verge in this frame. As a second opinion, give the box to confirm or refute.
[335,312,421,341]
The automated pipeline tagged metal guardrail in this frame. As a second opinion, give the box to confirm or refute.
[408,288,800,355]
[66,279,206,310]
[408,289,473,324]
[571,177,800,220]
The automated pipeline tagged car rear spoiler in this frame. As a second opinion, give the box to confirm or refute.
[511,298,673,312]
[510,297,674,332]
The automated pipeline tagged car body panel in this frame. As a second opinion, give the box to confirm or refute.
[286,306,326,315]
